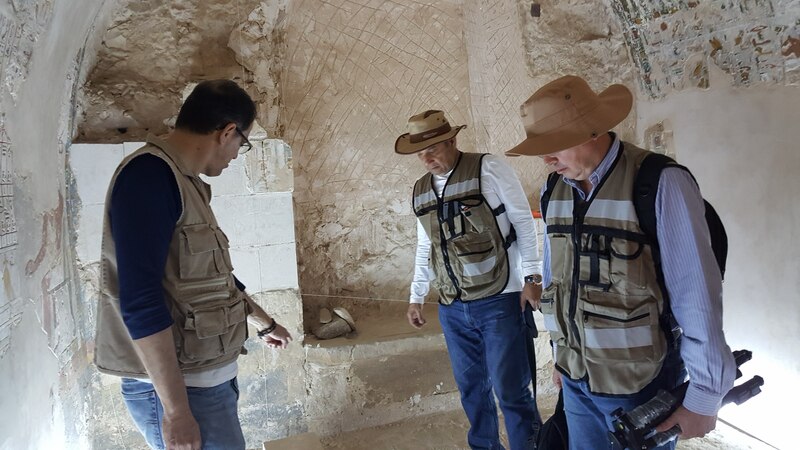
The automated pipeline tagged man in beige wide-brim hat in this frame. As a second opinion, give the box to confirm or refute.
[508,75,735,449]
[397,109,544,449]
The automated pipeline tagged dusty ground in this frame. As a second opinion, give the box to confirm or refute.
[318,404,774,450]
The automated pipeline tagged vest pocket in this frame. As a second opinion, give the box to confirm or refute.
[609,238,647,290]
[578,234,611,289]
[540,283,566,346]
[451,231,501,286]
[578,291,666,394]
[213,228,235,274]
[177,297,248,363]
[179,224,234,279]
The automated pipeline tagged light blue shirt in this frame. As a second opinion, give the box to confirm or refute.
[541,134,735,416]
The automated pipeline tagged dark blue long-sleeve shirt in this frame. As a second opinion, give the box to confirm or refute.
[109,153,244,340]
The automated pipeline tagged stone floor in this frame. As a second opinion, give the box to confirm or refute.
[278,306,776,450]
[264,411,774,450]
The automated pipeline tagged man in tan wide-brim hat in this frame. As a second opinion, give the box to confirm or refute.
[397,109,544,449]
[508,75,735,449]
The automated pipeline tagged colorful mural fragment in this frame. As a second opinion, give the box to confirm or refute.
[611,0,800,97]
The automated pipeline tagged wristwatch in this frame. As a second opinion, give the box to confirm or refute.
[524,274,543,285]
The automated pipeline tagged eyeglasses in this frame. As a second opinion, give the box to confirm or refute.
[235,127,253,155]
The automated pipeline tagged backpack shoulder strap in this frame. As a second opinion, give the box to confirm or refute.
[633,152,677,248]
[634,152,683,352]
[636,154,728,280]
[703,199,728,280]
[540,172,561,224]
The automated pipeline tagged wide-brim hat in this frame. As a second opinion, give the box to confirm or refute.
[395,110,466,155]
[506,75,632,157]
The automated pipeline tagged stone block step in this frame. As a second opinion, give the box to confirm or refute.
[301,303,465,435]
[304,302,445,365]
[304,342,462,436]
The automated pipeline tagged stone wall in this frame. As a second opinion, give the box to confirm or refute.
[76,0,269,142]
[0,0,120,448]
[280,0,477,318]
[74,0,646,328]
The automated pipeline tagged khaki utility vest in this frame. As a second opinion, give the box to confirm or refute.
[540,143,669,395]
[412,152,514,305]
[94,137,249,378]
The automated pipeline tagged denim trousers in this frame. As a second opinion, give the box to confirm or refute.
[561,375,677,450]
[121,377,245,450]
[439,291,542,450]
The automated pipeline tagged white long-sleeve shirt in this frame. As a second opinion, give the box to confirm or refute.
[410,154,542,303]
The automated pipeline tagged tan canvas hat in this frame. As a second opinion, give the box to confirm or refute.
[506,75,633,157]
[395,110,466,154]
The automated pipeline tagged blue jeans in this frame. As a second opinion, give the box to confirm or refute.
[121,377,245,450]
[561,376,677,450]
[439,292,541,450]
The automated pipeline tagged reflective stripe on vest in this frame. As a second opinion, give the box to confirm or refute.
[584,326,653,349]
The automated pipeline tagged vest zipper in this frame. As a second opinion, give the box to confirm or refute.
[569,220,581,346]
[583,311,649,323]
[437,194,461,301]
[569,198,588,346]
[177,276,228,292]
[435,155,463,301]
[183,291,231,306]
[457,247,492,257]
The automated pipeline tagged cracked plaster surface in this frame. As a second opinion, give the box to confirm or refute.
[0,0,55,359]
[282,0,476,317]
[76,0,270,142]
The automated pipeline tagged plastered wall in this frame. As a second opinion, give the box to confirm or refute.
[637,69,800,450]
[286,0,644,322]
[282,0,477,314]
[619,1,799,447]
[0,0,119,448]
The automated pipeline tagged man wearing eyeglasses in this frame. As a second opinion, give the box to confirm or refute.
[94,80,291,450]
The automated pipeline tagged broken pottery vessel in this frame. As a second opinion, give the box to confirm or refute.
[312,307,356,339]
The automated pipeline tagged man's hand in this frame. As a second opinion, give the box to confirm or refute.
[655,405,717,440]
[131,329,200,450]
[551,365,562,390]
[260,323,292,349]
[407,303,426,329]
[162,410,201,450]
[244,294,292,349]
[520,282,542,311]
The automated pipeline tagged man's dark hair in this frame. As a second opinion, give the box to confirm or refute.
[174,80,256,134]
